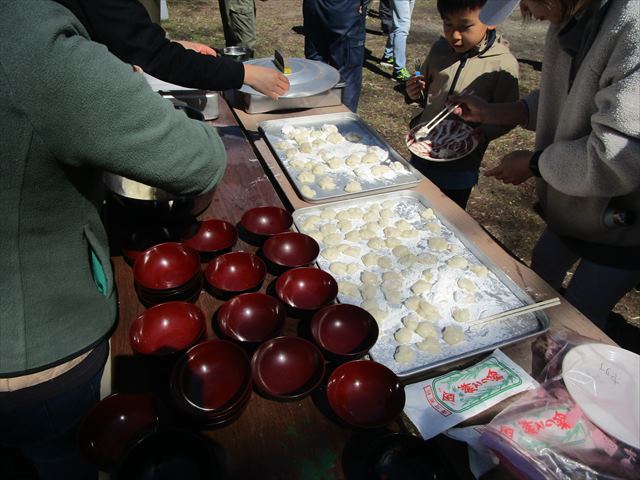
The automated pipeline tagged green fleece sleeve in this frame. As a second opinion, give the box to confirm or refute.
[3,1,226,197]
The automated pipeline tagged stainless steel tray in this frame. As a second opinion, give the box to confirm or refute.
[292,190,549,380]
[226,86,343,114]
[259,113,422,203]
[163,92,219,120]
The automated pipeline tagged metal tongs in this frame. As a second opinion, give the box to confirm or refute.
[413,90,474,142]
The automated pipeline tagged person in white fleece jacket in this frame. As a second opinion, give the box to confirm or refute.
[451,0,640,330]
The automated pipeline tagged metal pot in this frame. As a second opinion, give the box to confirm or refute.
[229,58,342,113]
[103,103,213,220]
[103,174,214,220]
[221,46,253,62]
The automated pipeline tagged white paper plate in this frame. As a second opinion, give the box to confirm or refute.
[562,343,640,449]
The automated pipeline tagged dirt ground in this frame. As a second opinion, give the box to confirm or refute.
[164,0,638,328]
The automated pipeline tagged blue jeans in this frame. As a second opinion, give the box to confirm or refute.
[0,366,104,480]
[531,228,640,330]
[305,15,366,112]
[384,0,415,71]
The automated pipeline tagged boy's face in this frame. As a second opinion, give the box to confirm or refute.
[442,8,490,53]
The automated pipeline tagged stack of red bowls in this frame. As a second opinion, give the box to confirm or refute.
[204,251,266,299]
[251,336,325,400]
[216,293,285,345]
[262,232,320,274]
[133,242,202,307]
[129,302,206,357]
[170,340,252,427]
[120,224,174,266]
[326,360,405,428]
[310,304,379,361]
[240,206,293,244]
[179,218,238,261]
[275,267,339,313]
[77,392,160,471]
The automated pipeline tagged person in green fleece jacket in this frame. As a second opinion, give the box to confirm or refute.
[0,1,227,477]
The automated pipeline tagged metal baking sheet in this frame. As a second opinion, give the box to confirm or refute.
[259,112,422,203]
[292,190,549,380]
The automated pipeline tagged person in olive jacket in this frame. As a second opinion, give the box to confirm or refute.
[0,1,227,478]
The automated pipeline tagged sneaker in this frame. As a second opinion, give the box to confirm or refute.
[393,68,411,82]
[379,53,395,68]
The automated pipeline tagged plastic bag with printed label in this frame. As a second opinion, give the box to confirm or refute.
[480,331,639,480]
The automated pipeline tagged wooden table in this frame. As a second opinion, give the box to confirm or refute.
[107,97,613,479]
[108,98,403,480]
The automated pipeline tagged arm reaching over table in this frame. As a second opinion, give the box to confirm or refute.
[54,0,265,93]
[175,40,217,56]
[244,64,290,99]
[451,93,529,127]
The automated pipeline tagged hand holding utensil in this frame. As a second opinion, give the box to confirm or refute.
[413,90,474,143]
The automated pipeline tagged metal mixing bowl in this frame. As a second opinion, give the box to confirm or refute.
[103,174,214,220]
[221,46,253,62]
[103,103,213,220]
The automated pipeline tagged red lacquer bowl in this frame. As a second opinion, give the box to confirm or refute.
[174,340,252,413]
[311,304,379,359]
[129,302,205,356]
[204,251,266,295]
[217,293,285,344]
[326,360,405,428]
[180,219,238,257]
[121,225,174,266]
[78,393,160,470]
[275,267,338,310]
[240,206,293,237]
[133,242,200,291]
[262,232,319,269]
[252,336,325,400]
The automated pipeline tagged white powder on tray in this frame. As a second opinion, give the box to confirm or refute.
[273,124,412,198]
[295,193,541,377]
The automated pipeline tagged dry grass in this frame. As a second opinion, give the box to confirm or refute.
[163,0,639,326]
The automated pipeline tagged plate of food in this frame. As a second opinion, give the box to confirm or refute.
[406,119,478,162]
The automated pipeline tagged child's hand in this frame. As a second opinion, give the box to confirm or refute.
[406,74,426,101]
[449,94,489,123]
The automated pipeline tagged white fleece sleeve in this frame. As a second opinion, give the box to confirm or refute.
[538,22,640,198]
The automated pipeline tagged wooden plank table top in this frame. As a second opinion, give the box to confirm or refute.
[107,97,401,480]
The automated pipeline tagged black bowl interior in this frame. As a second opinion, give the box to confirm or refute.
[115,429,223,480]
[363,433,436,480]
